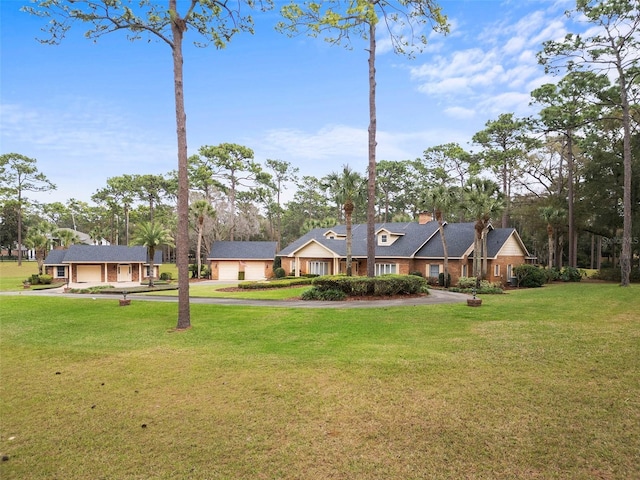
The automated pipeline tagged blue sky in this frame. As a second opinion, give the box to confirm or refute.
[1,0,583,205]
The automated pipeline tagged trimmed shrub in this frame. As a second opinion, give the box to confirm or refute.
[300,287,346,301]
[558,266,582,282]
[312,274,427,297]
[238,277,314,289]
[38,274,53,285]
[512,265,547,288]
[453,276,504,294]
[30,274,41,285]
[438,272,451,287]
[274,267,286,279]
[159,272,173,281]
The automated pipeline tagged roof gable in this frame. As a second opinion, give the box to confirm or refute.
[279,221,440,258]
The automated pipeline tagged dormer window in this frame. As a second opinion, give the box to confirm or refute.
[381,234,388,243]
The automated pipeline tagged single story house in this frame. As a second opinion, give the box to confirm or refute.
[277,215,534,285]
[44,245,162,285]
[208,241,278,281]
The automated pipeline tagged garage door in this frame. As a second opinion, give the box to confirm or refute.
[245,263,266,281]
[77,265,102,283]
[218,262,239,281]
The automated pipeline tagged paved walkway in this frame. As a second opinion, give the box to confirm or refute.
[5,284,470,309]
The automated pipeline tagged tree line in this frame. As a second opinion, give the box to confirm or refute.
[1,0,637,331]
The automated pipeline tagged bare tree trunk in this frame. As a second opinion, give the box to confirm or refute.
[366,21,377,278]
[566,131,576,268]
[547,224,554,269]
[196,217,203,279]
[171,2,191,330]
[618,70,633,286]
[17,196,23,266]
[345,202,353,276]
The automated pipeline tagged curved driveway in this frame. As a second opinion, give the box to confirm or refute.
[5,287,470,309]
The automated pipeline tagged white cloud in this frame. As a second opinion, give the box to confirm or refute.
[443,106,476,119]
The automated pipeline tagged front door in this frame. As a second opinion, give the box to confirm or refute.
[117,264,132,282]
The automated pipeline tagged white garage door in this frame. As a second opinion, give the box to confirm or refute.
[218,262,239,281]
[77,265,102,283]
[245,263,266,281]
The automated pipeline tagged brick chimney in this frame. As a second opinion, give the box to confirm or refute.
[419,211,433,224]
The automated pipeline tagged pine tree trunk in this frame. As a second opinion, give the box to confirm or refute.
[366,21,377,278]
[345,201,354,276]
[171,2,191,329]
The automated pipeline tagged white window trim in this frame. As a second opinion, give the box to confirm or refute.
[375,263,397,276]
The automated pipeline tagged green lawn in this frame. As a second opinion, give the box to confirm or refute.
[1,283,638,479]
[0,261,39,291]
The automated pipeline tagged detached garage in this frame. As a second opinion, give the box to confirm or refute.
[209,241,277,281]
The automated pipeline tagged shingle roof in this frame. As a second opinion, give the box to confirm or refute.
[415,223,476,258]
[279,221,529,261]
[278,221,440,258]
[42,249,67,265]
[208,241,278,260]
[44,245,162,264]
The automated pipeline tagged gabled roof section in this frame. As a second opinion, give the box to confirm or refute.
[323,229,344,239]
[43,249,67,265]
[415,223,476,258]
[208,241,277,260]
[278,221,440,258]
[44,245,162,264]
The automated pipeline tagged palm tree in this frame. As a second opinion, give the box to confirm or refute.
[539,206,566,269]
[132,222,174,287]
[56,229,80,248]
[464,179,504,280]
[190,199,215,279]
[422,185,457,287]
[325,165,364,276]
[24,224,52,275]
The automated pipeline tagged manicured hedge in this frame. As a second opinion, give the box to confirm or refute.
[311,274,428,297]
[451,276,504,294]
[238,277,314,290]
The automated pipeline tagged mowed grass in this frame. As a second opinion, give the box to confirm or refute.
[0,261,38,291]
[1,283,639,479]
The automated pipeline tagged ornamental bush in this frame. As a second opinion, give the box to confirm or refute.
[452,276,503,294]
[38,274,53,285]
[558,266,582,282]
[513,265,547,288]
[300,287,346,301]
[311,274,427,297]
[274,267,286,279]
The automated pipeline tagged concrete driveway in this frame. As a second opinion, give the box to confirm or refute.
[6,285,470,308]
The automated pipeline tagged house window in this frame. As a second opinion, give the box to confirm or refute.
[507,264,513,279]
[309,261,329,276]
[375,263,397,276]
[56,266,66,278]
[429,264,440,278]
[462,264,468,277]
[380,234,388,244]
[494,265,501,276]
